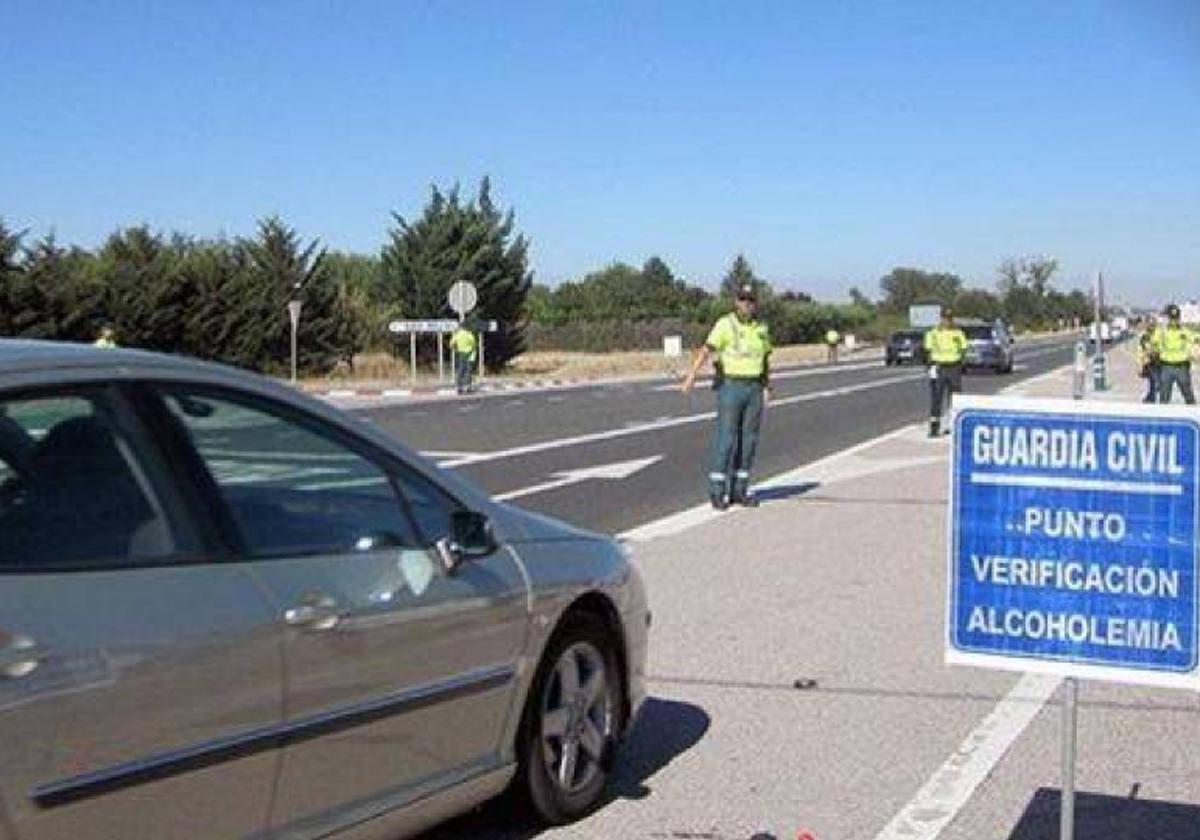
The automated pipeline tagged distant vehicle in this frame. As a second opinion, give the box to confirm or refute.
[962,321,1015,374]
[885,329,927,366]
[0,340,649,840]
[1089,321,1113,344]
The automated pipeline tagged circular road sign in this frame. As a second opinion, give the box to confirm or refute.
[448,281,478,316]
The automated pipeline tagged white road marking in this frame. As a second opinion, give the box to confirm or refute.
[495,456,662,502]
[419,450,480,459]
[549,396,567,403]
[441,371,925,469]
[650,359,882,391]
[872,673,1061,840]
[619,422,920,543]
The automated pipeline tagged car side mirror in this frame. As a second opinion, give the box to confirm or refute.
[433,511,496,575]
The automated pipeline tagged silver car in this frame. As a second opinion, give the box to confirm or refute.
[0,340,648,840]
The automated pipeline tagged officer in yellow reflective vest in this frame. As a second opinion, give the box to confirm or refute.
[682,284,772,509]
[450,324,478,395]
[1152,304,1196,404]
[924,308,968,437]
[825,327,840,364]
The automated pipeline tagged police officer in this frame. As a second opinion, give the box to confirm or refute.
[1137,319,1161,404]
[681,284,772,509]
[449,323,478,394]
[924,308,967,437]
[1153,304,1195,404]
[825,327,840,364]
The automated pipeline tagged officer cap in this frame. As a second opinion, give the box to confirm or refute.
[736,284,757,302]
[1165,303,1181,319]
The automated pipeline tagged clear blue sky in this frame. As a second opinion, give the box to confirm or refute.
[3,0,1198,304]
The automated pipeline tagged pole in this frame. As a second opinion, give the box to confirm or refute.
[437,332,444,383]
[1060,677,1078,840]
[287,299,302,385]
[1073,342,1087,400]
[479,332,485,381]
[409,334,417,389]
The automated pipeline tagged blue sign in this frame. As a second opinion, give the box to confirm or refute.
[949,399,1200,684]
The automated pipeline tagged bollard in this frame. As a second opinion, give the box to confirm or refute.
[1072,342,1087,400]
[1092,353,1108,392]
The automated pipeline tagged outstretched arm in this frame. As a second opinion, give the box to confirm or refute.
[681,346,713,393]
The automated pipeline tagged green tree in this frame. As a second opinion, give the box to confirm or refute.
[879,267,963,312]
[8,235,98,341]
[240,216,352,374]
[93,227,195,351]
[953,288,1003,321]
[380,178,532,369]
[721,253,770,300]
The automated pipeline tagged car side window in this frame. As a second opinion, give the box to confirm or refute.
[0,390,195,570]
[160,388,423,558]
[388,461,463,544]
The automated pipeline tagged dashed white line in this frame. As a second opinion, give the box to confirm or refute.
[872,673,1061,840]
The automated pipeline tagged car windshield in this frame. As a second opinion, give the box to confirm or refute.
[893,331,924,342]
[964,326,994,340]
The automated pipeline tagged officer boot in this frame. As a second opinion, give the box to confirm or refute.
[730,478,758,507]
[705,476,725,509]
[929,418,939,438]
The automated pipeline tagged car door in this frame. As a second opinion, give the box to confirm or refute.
[0,384,282,840]
[153,384,529,839]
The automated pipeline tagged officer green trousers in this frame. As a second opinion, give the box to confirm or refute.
[709,379,764,500]
[1159,362,1195,405]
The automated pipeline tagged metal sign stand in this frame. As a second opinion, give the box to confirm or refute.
[1061,677,1078,840]
[1062,349,1083,840]
[287,299,303,384]
[436,332,445,383]
[409,334,417,388]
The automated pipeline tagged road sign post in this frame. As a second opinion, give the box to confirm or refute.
[948,396,1200,839]
[287,299,303,384]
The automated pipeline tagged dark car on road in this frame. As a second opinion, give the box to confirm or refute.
[884,329,927,366]
[962,320,1015,373]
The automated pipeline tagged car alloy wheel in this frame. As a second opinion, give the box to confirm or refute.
[540,641,612,796]
[517,611,623,825]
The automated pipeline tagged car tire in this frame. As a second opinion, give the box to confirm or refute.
[515,610,625,826]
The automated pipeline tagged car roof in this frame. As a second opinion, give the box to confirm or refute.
[0,338,501,512]
[0,339,216,374]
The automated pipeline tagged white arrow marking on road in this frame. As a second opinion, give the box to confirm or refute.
[494,456,663,502]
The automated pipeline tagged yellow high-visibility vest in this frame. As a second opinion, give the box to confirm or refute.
[924,326,967,364]
[450,328,477,357]
[706,313,772,379]
[1154,325,1194,364]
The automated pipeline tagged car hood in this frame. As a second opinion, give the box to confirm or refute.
[488,502,608,546]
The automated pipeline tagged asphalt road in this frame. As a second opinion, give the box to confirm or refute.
[357,335,1085,535]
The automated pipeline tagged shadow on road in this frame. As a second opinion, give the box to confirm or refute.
[422,696,711,839]
[1009,787,1200,840]
[755,482,819,504]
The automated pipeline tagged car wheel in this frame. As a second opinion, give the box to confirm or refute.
[516,611,624,825]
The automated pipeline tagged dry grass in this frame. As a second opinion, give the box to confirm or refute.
[299,343,872,389]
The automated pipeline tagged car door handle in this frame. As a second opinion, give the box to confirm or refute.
[283,596,340,632]
[0,634,43,679]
